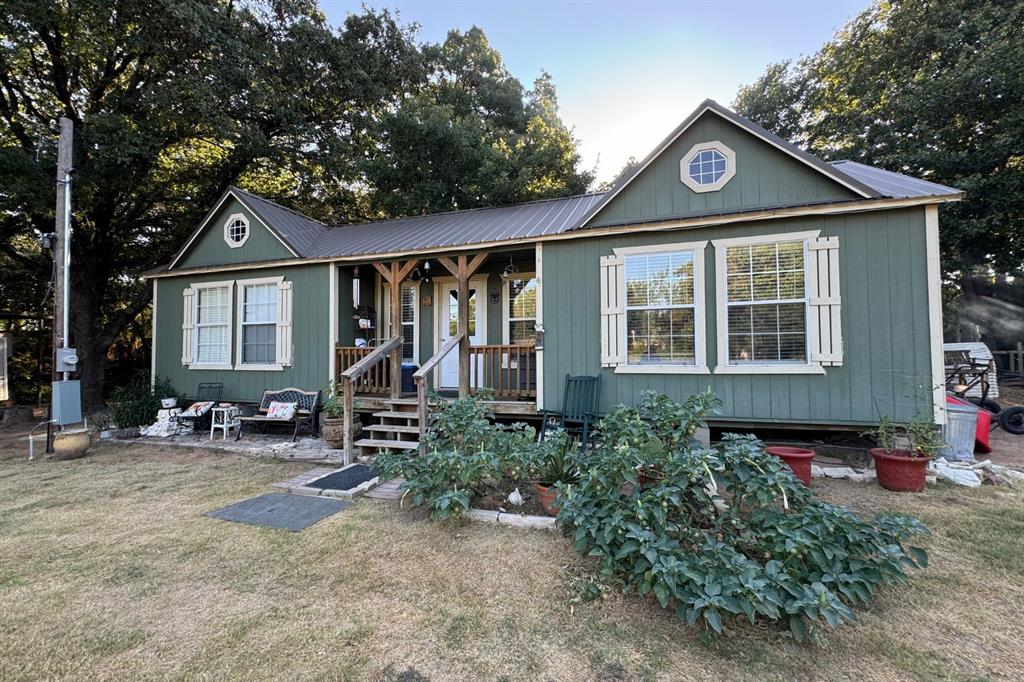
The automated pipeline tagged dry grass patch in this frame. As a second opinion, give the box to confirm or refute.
[0,438,1021,680]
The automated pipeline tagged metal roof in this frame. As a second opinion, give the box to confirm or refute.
[305,192,606,258]
[232,187,328,256]
[161,100,963,273]
[829,160,961,199]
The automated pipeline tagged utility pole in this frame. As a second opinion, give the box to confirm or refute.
[52,117,73,381]
[47,117,74,452]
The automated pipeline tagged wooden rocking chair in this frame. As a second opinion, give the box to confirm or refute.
[539,374,600,449]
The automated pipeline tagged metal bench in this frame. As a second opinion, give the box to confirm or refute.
[235,387,320,442]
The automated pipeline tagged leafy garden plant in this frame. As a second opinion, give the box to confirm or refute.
[557,391,929,641]
[110,373,180,428]
[376,393,535,520]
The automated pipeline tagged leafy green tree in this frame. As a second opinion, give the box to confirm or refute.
[0,0,420,407]
[734,0,1024,288]
[365,28,593,216]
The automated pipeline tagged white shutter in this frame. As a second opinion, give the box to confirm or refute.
[181,287,195,366]
[276,280,293,366]
[599,254,626,367]
[808,236,842,366]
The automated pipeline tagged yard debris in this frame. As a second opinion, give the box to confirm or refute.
[927,457,1022,488]
[507,488,524,506]
[139,408,187,437]
[822,467,858,479]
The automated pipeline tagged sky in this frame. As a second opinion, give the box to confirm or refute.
[321,0,871,184]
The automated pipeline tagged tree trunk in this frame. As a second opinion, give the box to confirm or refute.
[69,272,109,411]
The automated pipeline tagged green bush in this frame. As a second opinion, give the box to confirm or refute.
[110,373,180,428]
[557,390,929,641]
[376,393,535,520]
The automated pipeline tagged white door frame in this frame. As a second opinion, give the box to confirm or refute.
[434,275,488,389]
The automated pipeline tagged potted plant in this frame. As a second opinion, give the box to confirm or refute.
[766,445,817,486]
[867,414,943,492]
[531,431,579,516]
[319,383,347,449]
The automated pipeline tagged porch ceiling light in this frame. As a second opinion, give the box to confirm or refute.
[501,257,519,280]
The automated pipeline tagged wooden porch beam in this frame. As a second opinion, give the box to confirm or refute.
[436,255,459,278]
[372,262,393,283]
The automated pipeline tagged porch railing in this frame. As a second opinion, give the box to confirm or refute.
[340,336,402,463]
[469,344,537,400]
[336,345,391,394]
[413,332,465,436]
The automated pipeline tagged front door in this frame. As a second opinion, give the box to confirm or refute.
[437,278,487,389]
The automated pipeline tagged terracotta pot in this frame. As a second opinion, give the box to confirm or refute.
[766,446,816,486]
[533,482,560,516]
[53,429,90,460]
[870,448,929,492]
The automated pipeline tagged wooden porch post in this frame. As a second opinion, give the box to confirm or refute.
[373,259,419,399]
[438,253,488,398]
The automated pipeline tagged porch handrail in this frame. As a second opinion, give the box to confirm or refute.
[413,332,465,436]
[342,336,402,463]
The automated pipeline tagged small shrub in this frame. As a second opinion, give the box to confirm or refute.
[109,373,180,428]
[530,430,580,487]
[376,393,535,520]
[557,390,929,641]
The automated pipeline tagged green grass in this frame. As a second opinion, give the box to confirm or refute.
[0,439,1021,680]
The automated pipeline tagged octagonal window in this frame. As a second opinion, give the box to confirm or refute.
[688,149,727,185]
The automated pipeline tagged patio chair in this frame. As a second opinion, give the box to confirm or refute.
[539,374,600,449]
[173,382,223,438]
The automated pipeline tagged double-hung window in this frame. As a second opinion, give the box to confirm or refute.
[383,282,418,363]
[239,281,278,365]
[714,232,825,374]
[505,276,537,345]
[194,284,231,366]
[604,242,707,372]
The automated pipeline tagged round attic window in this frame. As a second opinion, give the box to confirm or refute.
[224,214,249,248]
[679,141,736,193]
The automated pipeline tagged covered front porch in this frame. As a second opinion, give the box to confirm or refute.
[330,246,542,461]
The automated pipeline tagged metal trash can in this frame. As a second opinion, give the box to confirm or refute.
[941,400,978,462]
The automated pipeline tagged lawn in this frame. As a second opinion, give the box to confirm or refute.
[1,437,1022,681]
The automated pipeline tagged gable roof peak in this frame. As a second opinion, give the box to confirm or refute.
[576,98,881,227]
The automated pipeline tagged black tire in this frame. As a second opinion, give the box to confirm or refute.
[968,397,1002,414]
[999,406,1024,435]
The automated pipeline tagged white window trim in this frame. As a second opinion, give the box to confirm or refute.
[501,272,538,345]
[383,280,420,364]
[612,241,709,375]
[223,212,250,249]
[712,230,825,375]
[680,141,736,193]
[190,280,234,370]
[234,275,284,371]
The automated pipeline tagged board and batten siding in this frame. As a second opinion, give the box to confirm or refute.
[176,197,295,269]
[154,264,330,402]
[588,111,859,228]
[542,207,934,425]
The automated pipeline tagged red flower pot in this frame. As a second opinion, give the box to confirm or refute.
[870,448,929,492]
[766,446,816,486]
[533,482,559,516]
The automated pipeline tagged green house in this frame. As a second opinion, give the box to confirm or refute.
[147,100,961,450]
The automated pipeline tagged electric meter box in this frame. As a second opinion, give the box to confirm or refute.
[52,380,82,426]
[56,347,79,373]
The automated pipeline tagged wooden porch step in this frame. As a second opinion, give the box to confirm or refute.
[365,423,420,434]
[353,438,419,451]
[373,410,420,420]
[384,398,419,406]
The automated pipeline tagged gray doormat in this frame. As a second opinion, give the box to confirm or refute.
[205,493,349,532]
[307,464,379,491]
